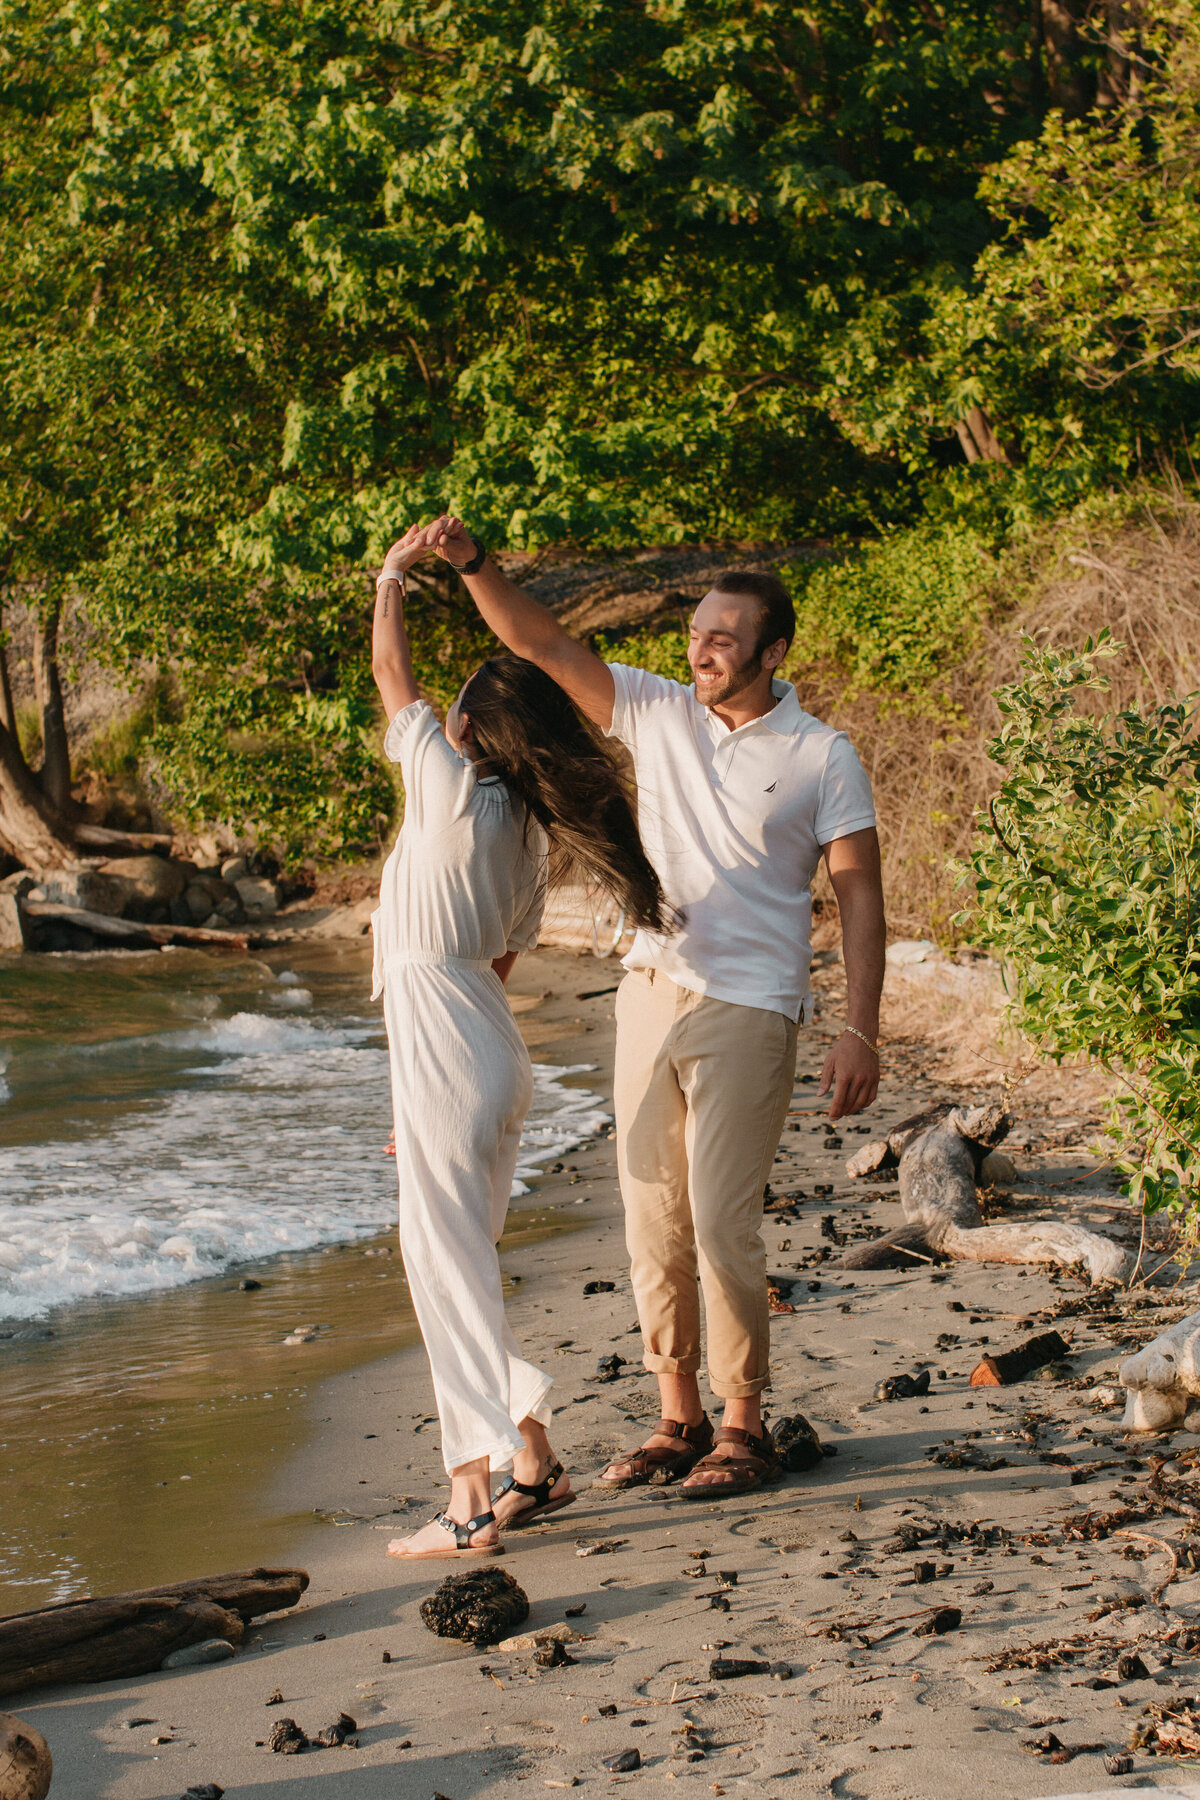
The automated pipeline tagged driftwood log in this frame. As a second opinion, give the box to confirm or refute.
[70,825,174,856]
[1121,1311,1200,1432]
[20,903,251,952]
[0,1568,307,1698]
[840,1104,1131,1285]
[0,1714,51,1800]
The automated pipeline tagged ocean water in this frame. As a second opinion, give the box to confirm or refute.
[0,944,610,1324]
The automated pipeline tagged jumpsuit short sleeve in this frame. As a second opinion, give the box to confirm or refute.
[384,700,476,830]
[506,855,547,954]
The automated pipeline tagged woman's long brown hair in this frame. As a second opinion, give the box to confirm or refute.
[461,657,672,934]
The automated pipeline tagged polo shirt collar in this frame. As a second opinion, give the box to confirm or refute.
[763,679,803,734]
[699,677,804,739]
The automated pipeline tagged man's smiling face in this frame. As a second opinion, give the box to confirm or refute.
[687,589,774,709]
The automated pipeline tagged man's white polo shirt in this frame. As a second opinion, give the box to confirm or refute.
[605,665,876,1022]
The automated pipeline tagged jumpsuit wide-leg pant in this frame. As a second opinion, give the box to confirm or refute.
[383,957,552,1473]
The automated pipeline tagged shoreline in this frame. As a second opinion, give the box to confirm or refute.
[0,946,615,1616]
[9,955,1196,1798]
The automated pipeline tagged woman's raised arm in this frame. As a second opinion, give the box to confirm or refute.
[371,527,427,719]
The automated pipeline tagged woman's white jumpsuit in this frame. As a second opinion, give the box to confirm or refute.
[372,701,552,1473]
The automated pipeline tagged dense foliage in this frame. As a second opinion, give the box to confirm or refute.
[968,636,1200,1220]
[0,0,1197,853]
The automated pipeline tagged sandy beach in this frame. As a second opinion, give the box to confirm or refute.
[8,948,1199,1798]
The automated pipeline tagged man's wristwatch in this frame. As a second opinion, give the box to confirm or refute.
[453,538,487,576]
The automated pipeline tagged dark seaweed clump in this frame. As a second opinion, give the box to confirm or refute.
[419,1567,530,1645]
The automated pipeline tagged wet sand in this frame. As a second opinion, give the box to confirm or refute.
[10,951,1199,1798]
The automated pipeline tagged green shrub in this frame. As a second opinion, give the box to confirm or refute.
[966,634,1200,1223]
[594,626,691,685]
[782,524,996,719]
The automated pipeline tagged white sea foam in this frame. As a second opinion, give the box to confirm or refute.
[0,1012,609,1322]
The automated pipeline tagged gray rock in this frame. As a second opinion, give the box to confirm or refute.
[221,855,249,884]
[27,867,129,916]
[235,876,278,919]
[97,854,187,908]
[183,883,217,923]
[160,1638,237,1669]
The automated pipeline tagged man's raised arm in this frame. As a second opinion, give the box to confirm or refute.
[421,514,615,732]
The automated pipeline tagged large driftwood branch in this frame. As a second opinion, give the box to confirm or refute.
[841,1104,1131,1285]
[1121,1312,1200,1433]
[0,1567,307,1698]
[21,902,251,951]
[71,824,174,855]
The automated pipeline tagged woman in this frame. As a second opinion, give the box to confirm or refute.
[372,527,670,1559]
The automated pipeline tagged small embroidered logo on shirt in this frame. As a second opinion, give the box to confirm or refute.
[764,780,777,792]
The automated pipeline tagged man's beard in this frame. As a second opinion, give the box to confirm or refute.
[694,653,763,709]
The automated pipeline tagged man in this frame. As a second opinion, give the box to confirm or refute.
[415,515,885,1497]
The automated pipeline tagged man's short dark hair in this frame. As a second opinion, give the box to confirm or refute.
[713,569,795,657]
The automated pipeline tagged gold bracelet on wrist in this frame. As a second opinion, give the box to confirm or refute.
[844,1024,880,1057]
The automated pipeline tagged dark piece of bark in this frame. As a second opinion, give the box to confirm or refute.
[267,1718,309,1755]
[0,1711,52,1800]
[0,1568,307,1697]
[22,903,250,951]
[912,1606,961,1636]
[970,1331,1070,1386]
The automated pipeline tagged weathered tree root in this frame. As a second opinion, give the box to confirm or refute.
[840,1104,1131,1285]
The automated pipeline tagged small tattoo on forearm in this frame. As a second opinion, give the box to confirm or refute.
[383,596,389,617]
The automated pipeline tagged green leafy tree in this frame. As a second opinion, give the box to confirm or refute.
[846,2,1200,493]
[1,0,1190,863]
[968,634,1200,1224]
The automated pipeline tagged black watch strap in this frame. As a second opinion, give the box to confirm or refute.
[456,538,487,576]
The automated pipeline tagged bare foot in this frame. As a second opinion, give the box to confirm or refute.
[386,1512,499,1557]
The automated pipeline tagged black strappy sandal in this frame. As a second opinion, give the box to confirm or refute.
[491,1459,577,1530]
[386,1507,503,1560]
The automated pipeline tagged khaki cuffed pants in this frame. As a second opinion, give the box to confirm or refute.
[613,969,799,1398]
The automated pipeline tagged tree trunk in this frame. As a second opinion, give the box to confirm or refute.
[0,620,15,739]
[0,718,76,869]
[954,404,1011,465]
[1040,0,1089,117]
[33,597,72,815]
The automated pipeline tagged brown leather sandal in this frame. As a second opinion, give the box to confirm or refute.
[677,1425,784,1499]
[595,1417,715,1490]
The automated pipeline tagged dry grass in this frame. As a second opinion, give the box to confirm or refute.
[801,485,1200,941]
